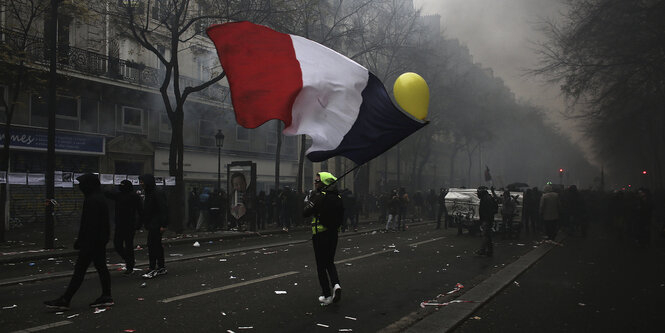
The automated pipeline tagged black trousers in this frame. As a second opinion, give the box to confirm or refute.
[114,229,135,270]
[312,230,340,297]
[147,228,165,270]
[479,220,494,254]
[544,219,558,240]
[63,246,111,301]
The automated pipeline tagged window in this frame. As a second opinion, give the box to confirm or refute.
[121,106,143,130]
[199,120,216,146]
[236,125,249,142]
[30,94,79,130]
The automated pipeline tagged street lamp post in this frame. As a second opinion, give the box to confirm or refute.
[215,129,225,191]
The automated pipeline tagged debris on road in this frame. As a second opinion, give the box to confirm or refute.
[140,282,147,288]
[93,307,107,314]
[317,323,330,328]
[2,304,17,309]
[471,316,481,320]
[514,281,520,287]
[344,316,357,320]
[274,291,287,295]
[193,241,201,247]
[66,313,79,318]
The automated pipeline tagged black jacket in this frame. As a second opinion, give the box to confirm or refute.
[74,173,110,250]
[104,180,143,231]
[303,188,344,230]
[139,174,168,230]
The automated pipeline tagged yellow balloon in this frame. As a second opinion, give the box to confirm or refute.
[393,72,429,120]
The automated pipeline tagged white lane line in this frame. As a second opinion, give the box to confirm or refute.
[409,237,446,247]
[11,320,73,332]
[335,249,393,264]
[159,271,299,303]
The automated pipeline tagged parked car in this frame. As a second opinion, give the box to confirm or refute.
[445,188,523,236]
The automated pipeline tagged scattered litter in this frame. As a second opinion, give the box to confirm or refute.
[123,330,136,332]
[516,243,525,246]
[28,262,35,266]
[274,291,287,295]
[263,251,277,255]
[227,330,235,333]
[219,259,227,262]
[345,263,352,266]
[169,253,184,257]
[193,241,201,247]
[94,307,107,314]
[238,327,253,330]
[2,304,17,309]
[388,244,396,248]
[394,250,400,253]
[208,241,213,244]
[137,298,144,301]
[371,231,377,234]
[140,282,147,288]
[344,316,357,321]
[201,284,206,287]
[221,312,227,316]
[339,329,353,332]
[66,313,80,318]
[420,299,475,308]
[456,255,461,258]
[513,281,520,287]
[230,276,237,279]
[578,303,586,306]
[471,316,482,320]
[47,258,56,261]
[317,323,330,328]
[294,283,298,286]
[55,312,64,315]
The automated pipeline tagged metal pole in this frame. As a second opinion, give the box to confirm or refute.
[217,146,221,191]
[45,0,59,249]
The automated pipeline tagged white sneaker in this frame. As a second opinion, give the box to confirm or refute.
[319,296,333,306]
[333,284,342,303]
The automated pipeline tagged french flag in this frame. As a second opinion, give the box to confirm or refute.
[207,21,426,165]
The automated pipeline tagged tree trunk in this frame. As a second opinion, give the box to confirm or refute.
[297,135,306,192]
[274,121,282,190]
[169,110,185,234]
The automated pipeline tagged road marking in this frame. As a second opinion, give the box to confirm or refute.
[11,320,73,332]
[159,271,299,303]
[335,249,394,264]
[409,237,446,247]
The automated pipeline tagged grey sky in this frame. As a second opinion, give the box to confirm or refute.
[414,0,568,117]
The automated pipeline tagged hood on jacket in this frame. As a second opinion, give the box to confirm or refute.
[76,173,101,196]
[139,174,156,193]
[119,179,133,193]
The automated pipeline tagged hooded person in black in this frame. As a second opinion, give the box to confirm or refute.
[44,173,113,310]
[105,179,142,275]
[139,174,169,279]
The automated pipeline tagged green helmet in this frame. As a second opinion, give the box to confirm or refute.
[318,172,337,185]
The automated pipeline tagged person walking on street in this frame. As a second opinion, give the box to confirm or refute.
[303,172,344,306]
[397,187,410,231]
[475,186,498,257]
[104,179,142,275]
[187,188,199,229]
[500,190,517,238]
[540,184,561,242]
[436,188,448,229]
[44,173,113,310]
[386,190,400,231]
[139,174,169,279]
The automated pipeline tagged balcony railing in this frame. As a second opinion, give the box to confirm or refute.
[0,28,229,103]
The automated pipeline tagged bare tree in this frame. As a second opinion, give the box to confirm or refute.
[106,0,274,232]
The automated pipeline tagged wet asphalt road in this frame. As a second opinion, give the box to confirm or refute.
[0,222,542,332]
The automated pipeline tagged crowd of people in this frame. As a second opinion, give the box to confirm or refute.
[42,171,663,310]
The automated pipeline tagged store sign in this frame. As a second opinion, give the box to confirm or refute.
[0,126,105,155]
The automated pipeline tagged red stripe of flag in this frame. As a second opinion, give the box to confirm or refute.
[207,22,303,128]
